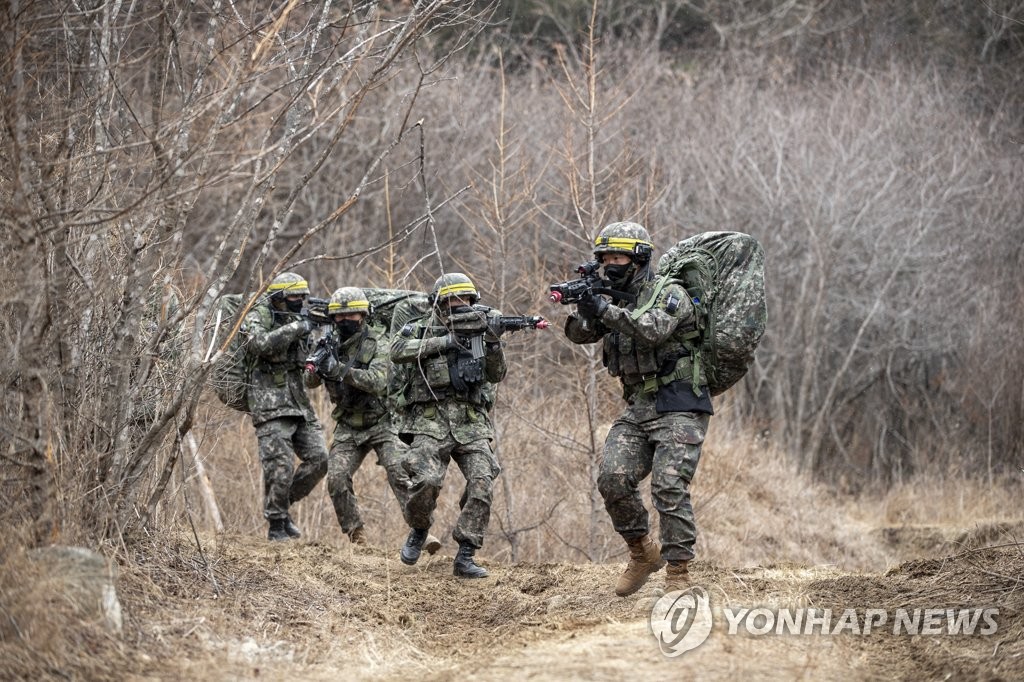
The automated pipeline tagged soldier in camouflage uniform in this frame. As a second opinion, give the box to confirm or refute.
[564,223,713,596]
[242,272,328,541]
[389,273,506,579]
[304,286,440,553]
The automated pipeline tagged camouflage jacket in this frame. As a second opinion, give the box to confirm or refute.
[305,324,391,430]
[389,310,507,443]
[565,274,711,409]
[241,302,318,425]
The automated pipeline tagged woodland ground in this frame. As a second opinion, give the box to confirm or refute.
[3,460,1023,681]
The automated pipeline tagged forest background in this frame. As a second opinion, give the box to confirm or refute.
[2,0,1023,567]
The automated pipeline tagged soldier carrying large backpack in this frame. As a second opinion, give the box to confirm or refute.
[241,272,329,541]
[389,273,508,579]
[304,286,441,553]
[562,222,766,597]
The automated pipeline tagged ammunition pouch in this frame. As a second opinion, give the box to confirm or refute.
[422,354,451,388]
[622,353,713,415]
[340,411,380,430]
[257,359,294,387]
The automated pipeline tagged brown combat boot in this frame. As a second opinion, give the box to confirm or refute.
[664,560,690,593]
[615,534,666,597]
[349,526,367,545]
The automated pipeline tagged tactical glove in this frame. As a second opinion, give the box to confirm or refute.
[318,351,342,381]
[576,291,608,321]
[483,313,503,343]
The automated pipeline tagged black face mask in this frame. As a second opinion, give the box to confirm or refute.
[285,298,305,314]
[603,263,633,286]
[335,319,362,340]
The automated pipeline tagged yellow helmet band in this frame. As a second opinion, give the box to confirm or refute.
[328,300,369,314]
[593,237,653,252]
[437,282,478,298]
[267,279,309,293]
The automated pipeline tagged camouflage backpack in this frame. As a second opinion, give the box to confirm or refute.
[207,293,265,412]
[361,288,431,335]
[633,231,767,396]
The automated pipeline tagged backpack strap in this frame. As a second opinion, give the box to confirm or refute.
[630,276,672,319]
[626,277,706,398]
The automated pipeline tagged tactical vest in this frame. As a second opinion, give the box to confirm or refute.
[253,306,306,385]
[602,279,702,398]
[403,321,488,407]
[327,332,385,428]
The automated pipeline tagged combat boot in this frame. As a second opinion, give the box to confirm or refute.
[267,518,290,542]
[453,542,488,579]
[664,561,690,593]
[400,528,429,565]
[284,515,302,539]
[615,534,665,597]
[424,533,442,555]
[349,526,367,545]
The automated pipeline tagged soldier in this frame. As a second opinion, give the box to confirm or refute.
[305,286,440,553]
[389,273,506,579]
[564,222,714,596]
[242,272,329,541]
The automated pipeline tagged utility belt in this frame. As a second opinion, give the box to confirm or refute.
[622,351,694,395]
[256,359,299,387]
[406,385,487,409]
[257,358,299,373]
[410,400,487,423]
[622,352,713,414]
[338,410,381,430]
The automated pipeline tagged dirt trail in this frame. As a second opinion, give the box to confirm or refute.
[107,528,1023,681]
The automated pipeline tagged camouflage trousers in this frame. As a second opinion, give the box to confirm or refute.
[328,423,411,536]
[254,416,328,521]
[598,402,710,563]
[400,433,501,549]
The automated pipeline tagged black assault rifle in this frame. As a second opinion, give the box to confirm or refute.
[447,306,549,362]
[304,296,332,324]
[548,260,636,305]
[304,325,335,375]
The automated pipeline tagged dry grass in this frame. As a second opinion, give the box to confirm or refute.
[0,534,136,681]
[5,521,1020,680]
[159,389,1024,578]
[5,404,1023,680]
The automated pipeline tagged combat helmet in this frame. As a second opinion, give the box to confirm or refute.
[593,222,654,265]
[328,287,371,317]
[431,272,479,306]
[266,272,310,300]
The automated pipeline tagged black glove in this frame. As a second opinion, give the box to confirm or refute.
[484,313,503,342]
[576,291,608,321]
[443,333,466,351]
[318,351,342,380]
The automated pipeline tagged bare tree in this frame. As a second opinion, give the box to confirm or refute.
[0,0,493,542]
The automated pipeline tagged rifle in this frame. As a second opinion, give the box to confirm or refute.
[548,261,636,305]
[491,315,550,334]
[448,305,549,360]
[303,326,335,374]
[304,296,332,324]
